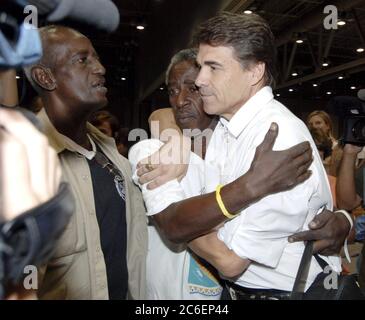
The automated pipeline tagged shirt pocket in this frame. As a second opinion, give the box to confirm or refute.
[51,212,78,259]
[51,205,87,259]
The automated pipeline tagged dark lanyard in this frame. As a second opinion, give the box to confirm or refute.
[93,150,126,201]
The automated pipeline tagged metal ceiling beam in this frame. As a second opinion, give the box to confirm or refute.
[292,50,355,59]
[307,31,361,42]
[299,0,323,4]
[285,43,298,80]
[224,0,256,12]
[261,11,297,19]
[317,27,323,67]
[282,43,288,76]
[352,8,365,46]
[323,29,335,58]
[276,57,365,89]
[306,34,319,69]
[135,0,230,105]
[276,0,365,47]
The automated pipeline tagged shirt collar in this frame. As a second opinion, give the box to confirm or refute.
[62,133,97,160]
[220,86,274,138]
[37,108,116,158]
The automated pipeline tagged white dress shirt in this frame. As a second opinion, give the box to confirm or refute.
[205,86,341,291]
[129,139,223,299]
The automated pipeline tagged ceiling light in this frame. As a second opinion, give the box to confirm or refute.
[337,11,349,27]
[338,76,344,80]
[291,72,298,77]
[276,93,281,97]
[351,86,357,90]
[294,32,305,44]
[326,91,332,95]
[136,25,145,30]
[15,76,20,79]
[322,58,330,67]
[244,10,253,14]
[160,87,164,90]
[313,83,318,87]
[357,48,365,53]
[289,88,294,92]
[121,77,126,81]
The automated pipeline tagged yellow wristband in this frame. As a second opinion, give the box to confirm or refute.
[216,184,236,219]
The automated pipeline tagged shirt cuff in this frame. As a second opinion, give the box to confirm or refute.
[128,139,186,216]
[141,180,186,216]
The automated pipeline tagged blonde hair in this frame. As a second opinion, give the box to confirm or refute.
[307,110,335,139]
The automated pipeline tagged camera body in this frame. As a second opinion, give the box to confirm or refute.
[328,96,365,146]
[342,116,365,146]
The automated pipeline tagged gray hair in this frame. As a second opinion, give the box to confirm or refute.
[165,48,198,85]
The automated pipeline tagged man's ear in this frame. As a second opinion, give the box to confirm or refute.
[31,66,57,91]
[250,62,266,87]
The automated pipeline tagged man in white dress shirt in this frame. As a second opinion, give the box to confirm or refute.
[183,12,344,299]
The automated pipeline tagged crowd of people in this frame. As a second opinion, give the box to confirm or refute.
[1,9,364,300]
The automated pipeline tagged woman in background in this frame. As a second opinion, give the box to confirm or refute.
[307,110,342,176]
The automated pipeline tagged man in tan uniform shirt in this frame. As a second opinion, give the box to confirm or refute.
[25,25,147,300]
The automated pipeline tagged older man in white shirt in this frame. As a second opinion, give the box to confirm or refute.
[129,49,223,300]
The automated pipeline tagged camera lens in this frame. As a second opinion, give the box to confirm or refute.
[352,119,365,142]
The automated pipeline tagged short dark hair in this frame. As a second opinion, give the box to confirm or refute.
[193,12,277,87]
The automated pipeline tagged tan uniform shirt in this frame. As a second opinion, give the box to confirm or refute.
[37,109,147,300]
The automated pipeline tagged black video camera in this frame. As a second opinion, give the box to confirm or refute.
[328,94,365,146]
